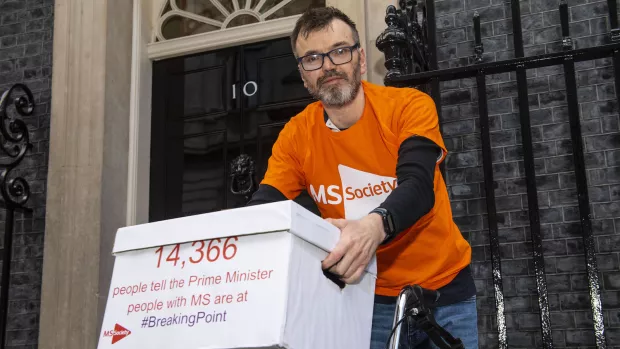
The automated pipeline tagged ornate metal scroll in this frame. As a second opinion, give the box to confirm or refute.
[0,83,34,349]
[0,84,33,209]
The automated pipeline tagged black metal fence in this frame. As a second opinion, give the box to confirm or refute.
[377,0,619,348]
[0,84,34,349]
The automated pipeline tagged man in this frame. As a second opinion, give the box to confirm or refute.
[247,6,478,349]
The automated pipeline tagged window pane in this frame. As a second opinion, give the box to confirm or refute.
[263,0,325,20]
[177,0,229,22]
[158,0,325,40]
[162,16,219,40]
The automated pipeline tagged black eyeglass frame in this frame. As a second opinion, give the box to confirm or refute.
[296,43,361,71]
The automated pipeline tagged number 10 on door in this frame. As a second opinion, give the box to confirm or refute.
[232,81,258,99]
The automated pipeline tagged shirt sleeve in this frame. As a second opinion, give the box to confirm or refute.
[374,90,448,239]
[260,121,306,200]
[395,90,448,164]
[246,184,289,206]
[378,136,439,236]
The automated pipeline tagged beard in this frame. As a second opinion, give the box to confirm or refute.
[305,60,362,108]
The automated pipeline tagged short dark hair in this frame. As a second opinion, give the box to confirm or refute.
[290,6,360,57]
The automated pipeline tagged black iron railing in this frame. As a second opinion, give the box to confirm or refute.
[377,0,619,348]
[0,84,34,349]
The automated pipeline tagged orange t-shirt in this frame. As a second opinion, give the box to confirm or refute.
[261,80,472,296]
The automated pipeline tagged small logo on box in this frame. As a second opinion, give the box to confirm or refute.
[103,323,131,344]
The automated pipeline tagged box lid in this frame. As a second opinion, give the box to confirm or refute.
[113,201,377,275]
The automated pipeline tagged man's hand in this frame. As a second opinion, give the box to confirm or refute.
[322,214,386,284]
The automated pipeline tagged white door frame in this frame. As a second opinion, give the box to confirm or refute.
[126,0,368,226]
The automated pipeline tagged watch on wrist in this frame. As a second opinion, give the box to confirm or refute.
[369,207,396,244]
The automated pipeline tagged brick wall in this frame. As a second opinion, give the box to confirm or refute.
[0,0,53,348]
[0,0,617,348]
[433,0,620,347]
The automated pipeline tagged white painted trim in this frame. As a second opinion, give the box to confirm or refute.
[211,0,231,17]
[127,0,154,226]
[152,0,168,42]
[127,0,141,226]
[147,14,300,60]
[254,0,268,12]
[159,8,225,30]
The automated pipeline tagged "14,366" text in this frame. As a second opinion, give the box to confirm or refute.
[154,237,239,269]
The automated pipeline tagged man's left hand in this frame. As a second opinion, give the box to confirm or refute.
[322,214,386,284]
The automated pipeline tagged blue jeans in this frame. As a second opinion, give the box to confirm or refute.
[369,296,479,349]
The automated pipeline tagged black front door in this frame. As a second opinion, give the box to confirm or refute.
[150,37,318,222]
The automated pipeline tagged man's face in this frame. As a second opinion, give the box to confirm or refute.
[295,19,367,107]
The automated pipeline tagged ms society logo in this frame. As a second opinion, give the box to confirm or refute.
[309,165,397,219]
[103,323,132,344]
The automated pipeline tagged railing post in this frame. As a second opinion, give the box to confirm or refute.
[376,5,408,84]
[559,1,608,347]
[472,11,507,349]
[508,0,553,346]
[0,84,34,349]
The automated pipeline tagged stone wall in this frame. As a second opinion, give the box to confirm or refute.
[0,0,53,348]
[432,0,620,347]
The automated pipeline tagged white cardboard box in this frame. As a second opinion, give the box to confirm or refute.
[97,201,377,349]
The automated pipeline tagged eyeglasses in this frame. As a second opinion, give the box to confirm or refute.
[297,43,360,71]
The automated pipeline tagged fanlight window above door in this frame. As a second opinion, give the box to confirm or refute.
[156,0,325,41]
